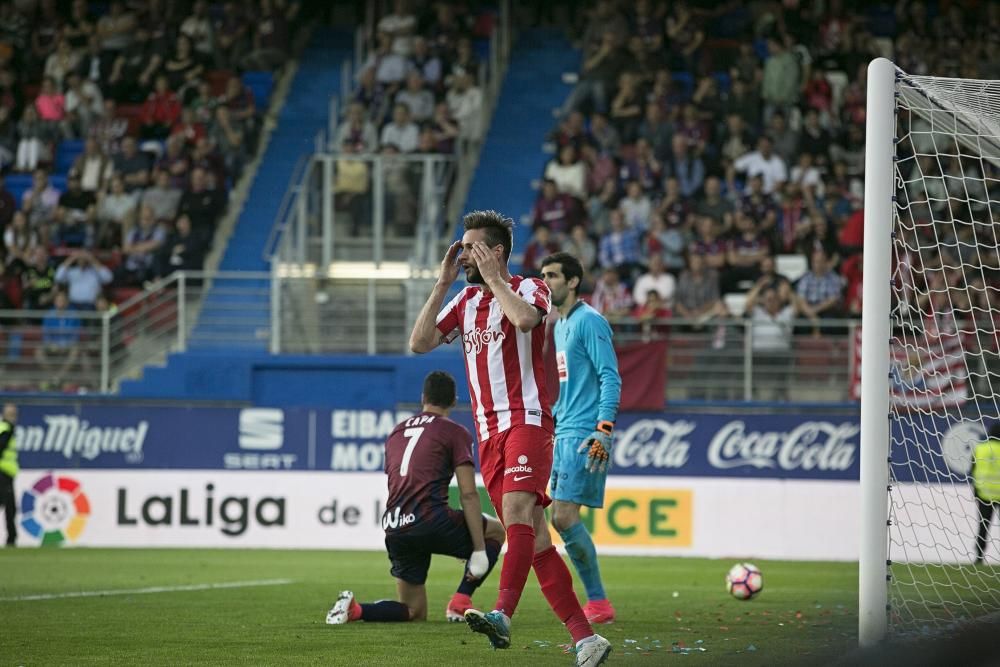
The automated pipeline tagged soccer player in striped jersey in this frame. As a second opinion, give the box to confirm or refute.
[409,211,611,665]
[541,252,622,624]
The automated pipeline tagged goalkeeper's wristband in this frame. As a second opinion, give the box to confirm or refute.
[596,420,614,436]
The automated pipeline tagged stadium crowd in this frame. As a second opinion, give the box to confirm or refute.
[0,0,299,315]
[334,0,490,235]
[525,0,1000,353]
[0,0,301,390]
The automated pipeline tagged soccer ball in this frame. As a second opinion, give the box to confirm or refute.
[725,563,763,600]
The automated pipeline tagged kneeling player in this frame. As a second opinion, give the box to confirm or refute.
[327,371,505,624]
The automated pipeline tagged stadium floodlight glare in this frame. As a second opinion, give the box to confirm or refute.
[860,58,1000,645]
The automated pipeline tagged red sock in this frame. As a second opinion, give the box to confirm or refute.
[494,523,535,617]
[533,545,593,644]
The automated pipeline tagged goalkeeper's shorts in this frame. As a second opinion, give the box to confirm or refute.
[550,432,609,508]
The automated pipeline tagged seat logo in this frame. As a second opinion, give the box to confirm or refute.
[238,409,284,450]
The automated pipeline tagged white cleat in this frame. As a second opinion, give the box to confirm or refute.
[576,633,612,666]
[326,590,355,625]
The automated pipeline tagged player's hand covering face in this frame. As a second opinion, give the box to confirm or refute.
[439,240,462,285]
[468,241,504,285]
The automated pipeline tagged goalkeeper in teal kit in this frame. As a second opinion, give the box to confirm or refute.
[540,252,622,624]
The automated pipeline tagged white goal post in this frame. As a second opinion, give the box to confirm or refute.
[860,57,1000,645]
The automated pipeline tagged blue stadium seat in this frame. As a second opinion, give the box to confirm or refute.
[473,38,490,61]
[866,5,897,37]
[671,71,694,96]
[712,71,731,94]
[753,39,769,61]
[55,139,85,175]
[242,71,274,111]
[5,173,32,204]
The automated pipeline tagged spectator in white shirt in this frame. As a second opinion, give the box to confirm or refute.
[544,145,587,201]
[445,71,483,143]
[54,249,112,308]
[64,71,104,139]
[632,254,677,307]
[362,31,408,90]
[380,103,419,153]
[179,0,214,59]
[618,179,651,229]
[789,152,824,198]
[395,70,434,123]
[335,101,379,153]
[377,0,417,56]
[730,136,788,195]
[744,283,795,399]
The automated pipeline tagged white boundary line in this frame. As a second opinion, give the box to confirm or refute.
[1,578,295,602]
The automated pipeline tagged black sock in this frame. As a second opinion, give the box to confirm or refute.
[360,600,410,622]
[456,538,502,596]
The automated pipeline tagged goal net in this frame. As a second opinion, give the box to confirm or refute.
[860,59,1000,644]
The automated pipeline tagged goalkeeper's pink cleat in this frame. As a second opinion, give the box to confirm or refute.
[583,599,616,624]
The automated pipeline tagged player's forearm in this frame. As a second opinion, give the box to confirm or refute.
[598,370,622,424]
[409,282,450,353]
[459,493,487,551]
[587,327,622,423]
[486,279,541,331]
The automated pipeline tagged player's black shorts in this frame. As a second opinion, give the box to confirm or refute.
[384,507,486,585]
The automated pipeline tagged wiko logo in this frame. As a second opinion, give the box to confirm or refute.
[239,409,284,450]
[463,326,505,355]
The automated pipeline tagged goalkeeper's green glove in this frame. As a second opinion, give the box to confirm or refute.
[577,420,614,474]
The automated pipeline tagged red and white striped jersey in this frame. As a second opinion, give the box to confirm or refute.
[436,276,554,442]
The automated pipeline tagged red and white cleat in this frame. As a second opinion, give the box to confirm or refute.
[583,599,616,624]
[446,592,473,622]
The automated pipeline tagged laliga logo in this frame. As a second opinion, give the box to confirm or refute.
[463,326,505,355]
[382,506,416,530]
[20,473,91,546]
[707,421,858,471]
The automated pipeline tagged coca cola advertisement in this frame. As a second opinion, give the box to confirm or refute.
[609,414,861,480]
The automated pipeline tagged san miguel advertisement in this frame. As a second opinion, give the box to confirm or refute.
[13,403,982,483]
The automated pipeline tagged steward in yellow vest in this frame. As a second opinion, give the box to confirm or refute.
[972,422,1000,564]
[0,403,18,547]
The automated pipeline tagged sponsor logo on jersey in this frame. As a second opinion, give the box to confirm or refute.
[504,464,533,475]
[556,350,568,382]
[381,506,417,530]
[463,326,506,355]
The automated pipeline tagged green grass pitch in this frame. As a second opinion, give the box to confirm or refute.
[1,548,859,665]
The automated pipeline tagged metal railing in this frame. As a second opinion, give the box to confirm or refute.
[611,316,860,403]
[306,0,513,258]
[19,266,1000,406]
[269,152,456,269]
[0,283,182,394]
[0,272,271,393]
